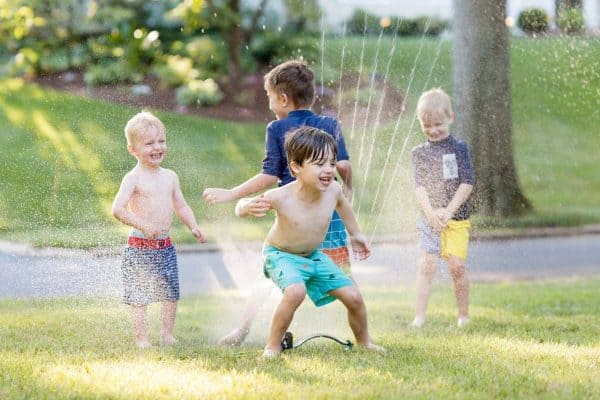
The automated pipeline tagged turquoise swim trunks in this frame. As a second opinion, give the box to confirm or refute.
[263,245,353,307]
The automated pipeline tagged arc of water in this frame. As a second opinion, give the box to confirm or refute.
[366,19,432,218]
[368,35,444,244]
[348,14,369,147]
[354,22,401,219]
[336,21,347,119]
[320,12,326,101]
[356,28,384,168]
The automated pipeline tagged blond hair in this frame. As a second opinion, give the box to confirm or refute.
[124,111,166,145]
[416,88,453,121]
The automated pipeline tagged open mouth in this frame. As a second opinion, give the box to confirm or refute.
[319,176,332,185]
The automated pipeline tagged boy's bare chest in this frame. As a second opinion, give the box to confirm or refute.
[280,197,335,229]
[134,178,173,201]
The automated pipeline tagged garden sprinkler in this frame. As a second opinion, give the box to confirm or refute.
[280,331,353,352]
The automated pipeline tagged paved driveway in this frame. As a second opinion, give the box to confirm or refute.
[1,235,599,299]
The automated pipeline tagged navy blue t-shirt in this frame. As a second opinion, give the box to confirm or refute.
[411,135,475,220]
[261,109,349,186]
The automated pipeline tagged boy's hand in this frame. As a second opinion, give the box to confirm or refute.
[203,188,235,205]
[349,233,371,260]
[425,211,445,232]
[191,228,207,244]
[240,196,271,217]
[436,208,452,225]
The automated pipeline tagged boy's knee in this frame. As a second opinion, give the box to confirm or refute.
[419,255,437,278]
[448,262,466,279]
[283,284,306,305]
[342,287,365,311]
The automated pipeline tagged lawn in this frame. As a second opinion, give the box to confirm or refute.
[1,279,599,399]
[0,36,599,248]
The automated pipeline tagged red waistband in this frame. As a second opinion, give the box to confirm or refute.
[127,236,172,249]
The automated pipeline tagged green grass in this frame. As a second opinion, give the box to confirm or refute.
[0,36,599,247]
[1,279,599,399]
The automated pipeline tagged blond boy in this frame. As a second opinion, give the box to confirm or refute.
[112,111,206,348]
[236,126,384,358]
[410,88,475,328]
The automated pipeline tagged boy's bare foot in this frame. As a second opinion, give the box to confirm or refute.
[136,339,152,349]
[410,315,426,328]
[457,316,470,328]
[361,342,386,354]
[262,346,281,359]
[160,335,179,346]
[217,327,249,347]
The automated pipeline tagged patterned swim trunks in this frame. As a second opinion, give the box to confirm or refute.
[121,237,179,305]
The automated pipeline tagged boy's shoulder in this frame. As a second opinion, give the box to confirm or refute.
[411,141,430,155]
[267,111,339,133]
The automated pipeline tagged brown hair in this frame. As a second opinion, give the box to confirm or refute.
[264,60,315,108]
[285,126,337,176]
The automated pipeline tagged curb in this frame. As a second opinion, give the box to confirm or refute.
[1,224,599,258]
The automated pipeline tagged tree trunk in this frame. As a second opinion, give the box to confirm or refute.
[452,0,531,217]
[224,0,243,99]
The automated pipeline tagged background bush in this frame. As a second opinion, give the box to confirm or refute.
[517,8,550,34]
[557,7,585,34]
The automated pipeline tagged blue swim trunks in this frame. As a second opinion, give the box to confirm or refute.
[263,245,353,307]
[121,235,179,305]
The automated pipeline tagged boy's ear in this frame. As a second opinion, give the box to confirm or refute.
[449,112,455,124]
[289,160,301,176]
[127,144,137,157]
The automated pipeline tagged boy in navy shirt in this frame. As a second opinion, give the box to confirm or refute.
[203,60,354,345]
[410,88,475,328]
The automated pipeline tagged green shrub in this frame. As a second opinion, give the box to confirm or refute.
[346,9,381,35]
[152,55,199,87]
[38,49,70,73]
[184,36,226,78]
[557,7,585,35]
[417,17,449,36]
[175,78,223,106]
[250,32,319,65]
[83,61,143,86]
[517,8,550,34]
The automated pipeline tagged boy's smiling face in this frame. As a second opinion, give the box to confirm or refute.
[418,109,454,142]
[128,127,167,169]
[291,150,337,192]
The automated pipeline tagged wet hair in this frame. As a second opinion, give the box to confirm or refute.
[124,111,166,145]
[285,126,337,176]
[264,60,315,108]
[416,88,453,121]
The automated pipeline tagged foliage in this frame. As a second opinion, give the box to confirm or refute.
[83,60,144,86]
[517,8,550,34]
[152,55,200,87]
[283,0,322,33]
[347,9,385,35]
[1,280,600,398]
[557,6,585,35]
[346,9,448,37]
[175,78,224,106]
[250,31,320,65]
[182,35,227,78]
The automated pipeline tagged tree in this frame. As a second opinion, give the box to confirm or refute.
[203,0,269,97]
[452,0,531,217]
